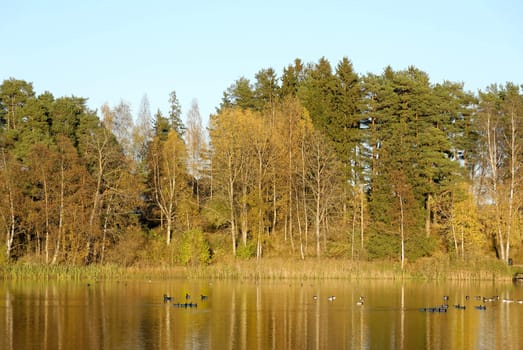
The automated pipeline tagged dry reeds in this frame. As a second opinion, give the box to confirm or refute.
[0,256,514,281]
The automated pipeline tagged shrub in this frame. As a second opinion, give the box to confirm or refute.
[235,241,256,260]
[179,228,212,266]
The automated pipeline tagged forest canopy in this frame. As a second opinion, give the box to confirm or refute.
[1,57,522,267]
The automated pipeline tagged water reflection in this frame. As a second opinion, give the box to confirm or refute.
[1,279,522,349]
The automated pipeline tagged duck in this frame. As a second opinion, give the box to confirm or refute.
[201,294,209,301]
[328,296,336,301]
[453,304,466,310]
[163,294,174,303]
[483,296,498,303]
[475,305,487,310]
[312,295,318,301]
[185,293,191,300]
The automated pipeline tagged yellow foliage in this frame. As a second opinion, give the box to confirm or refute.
[451,184,486,258]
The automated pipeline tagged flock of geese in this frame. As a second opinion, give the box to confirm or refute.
[419,295,523,313]
[314,295,366,305]
[162,292,523,311]
[310,293,523,311]
[163,293,209,308]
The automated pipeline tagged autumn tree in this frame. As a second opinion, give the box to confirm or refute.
[0,149,23,260]
[475,84,523,263]
[185,99,207,208]
[272,97,313,258]
[132,94,154,164]
[208,108,252,255]
[148,130,188,245]
[301,130,343,258]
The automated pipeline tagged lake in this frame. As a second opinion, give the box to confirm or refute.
[1,278,522,349]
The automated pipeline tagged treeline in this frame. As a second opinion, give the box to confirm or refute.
[1,57,522,266]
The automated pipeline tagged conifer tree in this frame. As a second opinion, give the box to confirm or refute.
[169,90,185,137]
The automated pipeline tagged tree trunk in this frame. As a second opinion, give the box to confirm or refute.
[166,202,173,245]
[43,176,50,264]
[360,185,365,249]
[425,194,432,237]
[450,215,459,257]
[100,203,112,264]
[315,174,321,258]
[52,155,66,265]
[228,173,237,256]
[505,107,518,264]
[399,194,405,270]
[1,152,16,261]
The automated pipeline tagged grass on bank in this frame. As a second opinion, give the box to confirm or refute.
[0,255,517,282]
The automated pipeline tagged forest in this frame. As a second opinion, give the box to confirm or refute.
[1,57,522,268]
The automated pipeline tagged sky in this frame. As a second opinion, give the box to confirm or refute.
[2,0,522,126]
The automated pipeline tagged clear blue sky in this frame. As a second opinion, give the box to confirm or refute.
[2,0,522,126]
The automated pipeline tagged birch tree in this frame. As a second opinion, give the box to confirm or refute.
[149,131,188,245]
[185,99,207,208]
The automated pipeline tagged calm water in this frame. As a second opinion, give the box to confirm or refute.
[1,278,522,349]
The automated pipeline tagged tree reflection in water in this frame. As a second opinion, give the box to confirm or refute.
[0,279,522,349]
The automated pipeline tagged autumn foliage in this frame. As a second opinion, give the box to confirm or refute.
[1,58,522,267]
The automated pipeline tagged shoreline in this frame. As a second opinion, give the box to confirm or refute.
[1,257,519,282]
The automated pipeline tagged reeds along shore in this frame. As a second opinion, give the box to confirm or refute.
[0,257,517,281]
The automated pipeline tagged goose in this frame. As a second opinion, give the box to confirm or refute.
[201,294,209,301]
[427,307,447,312]
[328,296,336,301]
[163,294,174,303]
